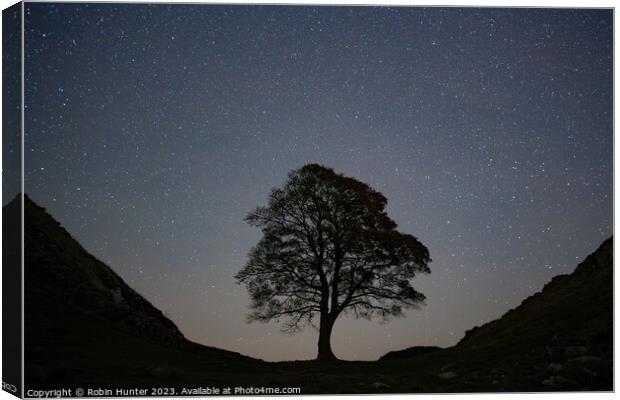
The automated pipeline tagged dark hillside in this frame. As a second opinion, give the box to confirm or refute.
[19,194,262,389]
[380,237,613,391]
[380,346,442,361]
[23,194,184,345]
[15,194,612,393]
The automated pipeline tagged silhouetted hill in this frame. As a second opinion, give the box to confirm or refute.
[380,346,442,361]
[16,195,261,389]
[379,237,613,391]
[22,194,184,345]
[459,238,612,351]
[12,194,612,393]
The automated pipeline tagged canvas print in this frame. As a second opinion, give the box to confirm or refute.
[2,2,613,397]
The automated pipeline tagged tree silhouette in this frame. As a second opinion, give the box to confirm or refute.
[235,164,431,361]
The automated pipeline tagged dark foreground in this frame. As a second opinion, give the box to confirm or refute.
[10,196,612,394]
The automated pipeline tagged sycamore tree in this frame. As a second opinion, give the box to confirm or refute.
[235,164,431,361]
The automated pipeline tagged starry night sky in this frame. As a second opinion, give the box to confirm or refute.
[13,4,613,361]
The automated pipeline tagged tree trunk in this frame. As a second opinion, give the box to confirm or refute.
[316,314,337,361]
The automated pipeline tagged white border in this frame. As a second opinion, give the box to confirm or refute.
[0,2,616,400]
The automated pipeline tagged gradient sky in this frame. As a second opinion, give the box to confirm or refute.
[11,3,613,361]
